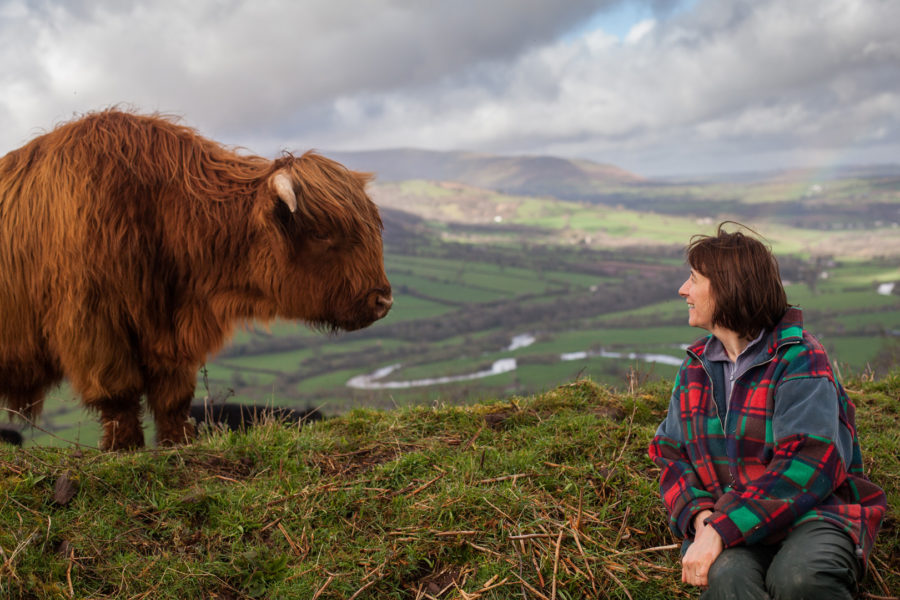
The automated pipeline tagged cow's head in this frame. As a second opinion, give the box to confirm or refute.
[255,152,392,331]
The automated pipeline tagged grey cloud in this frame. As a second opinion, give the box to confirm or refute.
[0,0,611,146]
[313,0,900,174]
[1,0,898,176]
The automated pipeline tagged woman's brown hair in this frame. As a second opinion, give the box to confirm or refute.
[686,222,789,339]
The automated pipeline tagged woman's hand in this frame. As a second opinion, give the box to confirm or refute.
[682,510,723,587]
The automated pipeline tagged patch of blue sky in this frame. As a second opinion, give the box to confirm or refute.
[565,0,698,42]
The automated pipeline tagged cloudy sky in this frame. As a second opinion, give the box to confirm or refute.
[1,0,898,176]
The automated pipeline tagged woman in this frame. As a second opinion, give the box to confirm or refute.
[648,223,885,599]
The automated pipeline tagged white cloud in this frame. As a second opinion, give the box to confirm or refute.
[625,18,656,44]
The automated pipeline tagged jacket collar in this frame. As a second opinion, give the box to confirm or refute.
[687,307,804,359]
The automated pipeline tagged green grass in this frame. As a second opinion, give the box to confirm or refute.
[525,327,693,355]
[512,200,702,245]
[512,359,679,391]
[825,264,900,285]
[388,256,553,295]
[389,273,510,304]
[2,374,897,599]
[790,290,899,312]
[594,299,689,324]
[828,311,900,330]
[386,295,458,321]
[827,336,894,370]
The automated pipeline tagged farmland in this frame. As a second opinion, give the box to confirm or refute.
[15,157,900,448]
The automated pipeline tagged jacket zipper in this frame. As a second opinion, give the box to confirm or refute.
[687,348,723,431]
[687,338,800,432]
[686,338,800,492]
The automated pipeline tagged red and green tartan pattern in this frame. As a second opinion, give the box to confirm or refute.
[649,308,886,564]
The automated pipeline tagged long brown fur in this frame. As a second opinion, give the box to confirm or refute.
[0,109,391,450]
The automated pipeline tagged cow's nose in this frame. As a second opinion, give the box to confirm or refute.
[374,294,393,318]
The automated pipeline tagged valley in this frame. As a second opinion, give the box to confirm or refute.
[21,152,900,447]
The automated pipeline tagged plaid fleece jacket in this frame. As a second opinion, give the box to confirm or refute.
[648,308,886,564]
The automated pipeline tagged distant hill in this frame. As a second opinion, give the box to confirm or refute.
[328,148,643,198]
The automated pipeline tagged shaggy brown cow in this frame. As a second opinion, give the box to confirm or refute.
[0,110,392,450]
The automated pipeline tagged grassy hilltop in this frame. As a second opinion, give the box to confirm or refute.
[2,373,897,599]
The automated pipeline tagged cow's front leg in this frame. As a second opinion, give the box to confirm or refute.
[95,396,145,451]
[146,368,197,446]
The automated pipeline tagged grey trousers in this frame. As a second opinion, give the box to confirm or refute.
[700,520,861,600]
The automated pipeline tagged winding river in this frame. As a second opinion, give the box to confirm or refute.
[346,334,685,390]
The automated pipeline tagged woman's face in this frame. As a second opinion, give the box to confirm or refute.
[678,268,716,331]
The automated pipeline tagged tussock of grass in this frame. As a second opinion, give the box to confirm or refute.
[1,376,897,599]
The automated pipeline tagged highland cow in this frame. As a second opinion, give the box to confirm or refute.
[0,110,391,450]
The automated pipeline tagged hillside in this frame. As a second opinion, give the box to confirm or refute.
[330,149,900,230]
[2,374,897,599]
[19,167,900,447]
[328,148,643,198]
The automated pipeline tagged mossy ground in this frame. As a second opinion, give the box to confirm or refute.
[1,374,897,599]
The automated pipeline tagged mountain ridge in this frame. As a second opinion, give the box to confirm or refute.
[327,148,643,199]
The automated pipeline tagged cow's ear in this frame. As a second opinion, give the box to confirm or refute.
[269,170,298,213]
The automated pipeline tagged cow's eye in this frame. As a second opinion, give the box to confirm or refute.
[307,231,336,247]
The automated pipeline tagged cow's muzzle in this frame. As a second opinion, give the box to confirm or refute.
[372,291,393,320]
